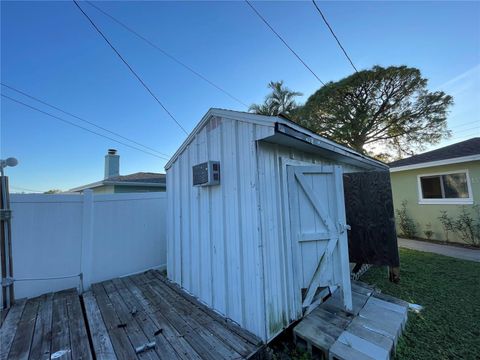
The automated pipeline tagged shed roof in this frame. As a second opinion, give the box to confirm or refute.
[165,108,388,171]
[389,137,480,172]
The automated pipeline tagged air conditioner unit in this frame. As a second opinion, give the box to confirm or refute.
[192,161,220,186]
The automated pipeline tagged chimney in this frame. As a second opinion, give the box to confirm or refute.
[104,149,120,179]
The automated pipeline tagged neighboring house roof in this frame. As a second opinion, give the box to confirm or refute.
[107,172,166,184]
[165,108,388,171]
[389,137,480,172]
[69,172,166,192]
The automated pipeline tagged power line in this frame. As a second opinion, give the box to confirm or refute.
[311,0,358,73]
[10,186,45,193]
[1,94,170,161]
[1,83,171,158]
[72,0,188,135]
[453,119,479,128]
[244,0,326,86]
[453,126,480,135]
[85,1,249,108]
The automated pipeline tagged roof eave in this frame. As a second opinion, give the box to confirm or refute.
[103,181,166,187]
[273,122,388,170]
[390,154,480,172]
[165,108,388,171]
[69,180,105,192]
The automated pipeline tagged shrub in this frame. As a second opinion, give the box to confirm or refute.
[438,206,480,246]
[396,200,417,238]
[424,223,433,240]
[438,211,454,242]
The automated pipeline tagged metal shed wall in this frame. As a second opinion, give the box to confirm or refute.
[255,141,364,340]
[166,115,273,340]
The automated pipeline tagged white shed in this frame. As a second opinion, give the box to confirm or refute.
[165,109,388,342]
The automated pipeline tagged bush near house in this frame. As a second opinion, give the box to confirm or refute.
[361,248,480,360]
[396,202,480,247]
[438,205,480,246]
[395,200,417,238]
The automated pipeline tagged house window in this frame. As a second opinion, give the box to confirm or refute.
[418,170,473,204]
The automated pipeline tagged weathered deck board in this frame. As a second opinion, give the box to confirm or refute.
[110,277,179,360]
[83,291,116,360]
[65,289,93,360]
[130,274,228,360]
[91,282,139,360]
[145,272,256,357]
[8,295,42,360]
[1,289,93,360]
[100,280,160,360]
[153,271,262,347]
[0,299,26,360]
[0,271,263,360]
[294,281,408,360]
[51,290,73,360]
[149,271,259,356]
[122,276,203,360]
[29,293,53,359]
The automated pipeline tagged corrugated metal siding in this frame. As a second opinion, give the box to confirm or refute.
[256,142,363,339]
[166,116,274,341]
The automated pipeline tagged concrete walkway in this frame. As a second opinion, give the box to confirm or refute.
[398,238,480,262]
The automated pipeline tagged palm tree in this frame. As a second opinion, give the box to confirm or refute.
[249,81,302,117]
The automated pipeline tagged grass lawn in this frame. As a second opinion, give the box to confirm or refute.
[360,248,480,360]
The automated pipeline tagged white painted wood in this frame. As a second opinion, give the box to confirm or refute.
[10,192,167,299]
[299,233,330,242]
[287,165,352,314]
[166,117,267,340]
[337,331,390,360]
[334,166,353,311]
[166,112,377,342]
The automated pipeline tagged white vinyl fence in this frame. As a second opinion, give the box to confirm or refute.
[10,190,166,299]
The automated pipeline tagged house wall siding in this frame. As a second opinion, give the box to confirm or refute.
[390,160,480,243]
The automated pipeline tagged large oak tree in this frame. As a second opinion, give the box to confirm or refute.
[296,66,453,159]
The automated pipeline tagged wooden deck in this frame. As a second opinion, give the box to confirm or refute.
[0,288,92,360]
[294,281,409,360]
[0,270,263,359]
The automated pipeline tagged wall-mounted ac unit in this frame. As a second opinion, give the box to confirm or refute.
[192,161,220,186]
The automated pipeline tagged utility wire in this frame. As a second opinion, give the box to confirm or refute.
[72,0,188,135]
[85,1,249,108]
[453,126,480,135]
[311,0,358,73]
[1,83,171,158]
[10,186,45,193]
[454,119,480,128]
[1,94,170,161]
[245,0,325,86]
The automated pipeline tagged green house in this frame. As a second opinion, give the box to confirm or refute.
[389,138,479,245]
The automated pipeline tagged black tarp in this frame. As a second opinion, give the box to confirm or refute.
[343,171,400,267]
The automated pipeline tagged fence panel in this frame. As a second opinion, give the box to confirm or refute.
[91,192,167,284]
[10,194,83,299]
[9,191,166,299]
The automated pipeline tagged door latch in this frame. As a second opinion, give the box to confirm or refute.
[337,222,351,234]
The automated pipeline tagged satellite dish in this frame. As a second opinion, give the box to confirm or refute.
[6,158,18,167]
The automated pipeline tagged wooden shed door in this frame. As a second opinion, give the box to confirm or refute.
[287,165,352,313]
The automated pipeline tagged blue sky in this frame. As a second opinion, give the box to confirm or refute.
[1,1,479,192]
